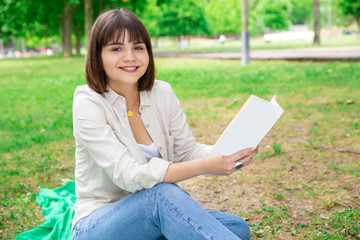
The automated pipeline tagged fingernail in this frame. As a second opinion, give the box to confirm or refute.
[251,147,254,151]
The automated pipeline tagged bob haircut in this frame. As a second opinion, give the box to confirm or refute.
[85,8,155,94]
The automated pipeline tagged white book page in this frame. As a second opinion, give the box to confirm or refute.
[212,95,284,156]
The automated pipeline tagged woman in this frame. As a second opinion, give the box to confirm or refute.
[72,8,256,240]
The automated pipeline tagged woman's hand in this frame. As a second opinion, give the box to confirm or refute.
[205,147,257,176]
[163,147,258,183]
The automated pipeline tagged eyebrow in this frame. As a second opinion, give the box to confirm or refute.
[106,41,145,46]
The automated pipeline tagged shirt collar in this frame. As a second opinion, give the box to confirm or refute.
[103,85,125,105]
[140,90,150,106]
[104,85,150,107]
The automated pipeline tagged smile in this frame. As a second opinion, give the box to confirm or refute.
[119,66,139,71]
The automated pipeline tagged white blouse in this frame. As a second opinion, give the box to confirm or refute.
[72,80,213,229]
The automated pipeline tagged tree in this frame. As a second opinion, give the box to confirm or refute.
[140,0,162,37]
[61,1,78,57]
[0,0,80,56]
[73,3,84,55]
[288,0,313,25]
[0,0,28,39]
[313,0,321,45]
[205,0,241,36]
[84,0,93,50]
[255,0,291,31]
[157,0,208,38]
[336,0,360,32]
[0,0,60,41]
[249,0,264,36]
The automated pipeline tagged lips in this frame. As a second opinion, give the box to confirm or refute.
[119,66,139,72]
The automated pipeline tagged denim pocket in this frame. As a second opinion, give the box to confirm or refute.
[74,217,86,231]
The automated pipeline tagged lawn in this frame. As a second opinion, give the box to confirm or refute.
[153,34,360,53]
[0,56,359,239]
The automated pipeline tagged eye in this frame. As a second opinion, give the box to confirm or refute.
[111,47,122,52]
[134,45,145,50]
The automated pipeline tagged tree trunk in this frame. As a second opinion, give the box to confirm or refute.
[84,0,93,51]
[63,2,74,57]
[0,39,4,54]
[21,38,26,55]
[60,18,65,53]
[313,0,320,45]
[76,19,81,55]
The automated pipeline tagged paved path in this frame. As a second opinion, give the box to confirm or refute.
[154,47,360,61]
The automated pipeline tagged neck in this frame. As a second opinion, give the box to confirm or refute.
[108,82,139,108]
[126,92,140,111]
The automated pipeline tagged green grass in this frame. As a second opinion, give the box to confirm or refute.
[153,34,360,53]
[0,56,84,152]
[156,58,360,99]
[1,56,360,239]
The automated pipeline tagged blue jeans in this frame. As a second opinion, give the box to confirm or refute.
[72,183,250,240]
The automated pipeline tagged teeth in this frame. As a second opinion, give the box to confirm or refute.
[122,67,137,70]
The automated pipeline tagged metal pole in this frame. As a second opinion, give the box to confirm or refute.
[241,0,250,65]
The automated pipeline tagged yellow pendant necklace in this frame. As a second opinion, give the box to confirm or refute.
[127,104,140,126]
[127,96,139,117]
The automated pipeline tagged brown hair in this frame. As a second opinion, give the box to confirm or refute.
[85,8,155,94]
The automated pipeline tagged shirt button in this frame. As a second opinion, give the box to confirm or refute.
[146,124,149,128]
[159,146,163,150]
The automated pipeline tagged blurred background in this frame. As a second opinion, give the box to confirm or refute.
[0,0,359,58]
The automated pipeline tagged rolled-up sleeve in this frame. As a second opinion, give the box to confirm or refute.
[73,88,170,193]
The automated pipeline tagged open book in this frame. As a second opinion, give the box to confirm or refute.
[212,95,284,156]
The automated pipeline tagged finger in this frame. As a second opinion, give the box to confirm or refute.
[238,150,256,161]
[239,152,255,165]
[231,147,254,160]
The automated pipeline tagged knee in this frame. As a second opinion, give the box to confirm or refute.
[215,212,250,240]
[233,217,251,240]
[151,182,179,191]
[209,211,251,239]
[148,183,189,201]
[151,183,186,195]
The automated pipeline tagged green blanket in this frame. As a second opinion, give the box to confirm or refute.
[15,181,76,240]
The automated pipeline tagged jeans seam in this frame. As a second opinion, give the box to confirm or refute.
[148,190,213,240]
[74,198,128,235]
[74,191,152,237]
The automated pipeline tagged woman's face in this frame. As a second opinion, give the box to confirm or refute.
[101,30,149,90]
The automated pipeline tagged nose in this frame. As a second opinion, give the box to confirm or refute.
[123,48,135,62]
